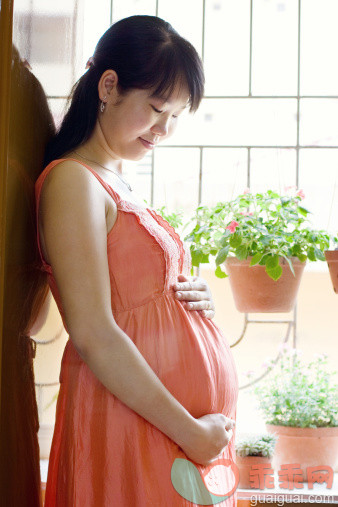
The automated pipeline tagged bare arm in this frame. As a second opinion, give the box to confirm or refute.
[39,161,197,447]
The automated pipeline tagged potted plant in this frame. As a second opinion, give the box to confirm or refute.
[325,234,338,294]
[235,433,277,489]
[184,189,330,312]
[253,348,338,481]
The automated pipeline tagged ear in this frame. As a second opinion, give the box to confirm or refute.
[98,69,119,102]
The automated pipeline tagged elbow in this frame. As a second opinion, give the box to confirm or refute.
[68,316,119,360]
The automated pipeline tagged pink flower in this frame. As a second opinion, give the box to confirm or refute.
[284,185,296,193]
[243,187,250,194]
[226,221,239,233]
[239,211,254,217]
[296,189,305,200]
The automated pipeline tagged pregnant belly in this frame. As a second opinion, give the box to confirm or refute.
[115,296,239,419]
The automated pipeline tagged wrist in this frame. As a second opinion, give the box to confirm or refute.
[175,414,201,449]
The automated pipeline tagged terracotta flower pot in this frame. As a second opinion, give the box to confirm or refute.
[224,257,306,313]
[236,455,273,489]
[325,250,338,294]
[266,424,338,481]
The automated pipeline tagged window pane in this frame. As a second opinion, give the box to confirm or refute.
[48,98,68,130]
[167,98,297,146]
[13,0,111,97]
[82,0,111,69]
[158,0,203,57]
[299,149,338,233]
[300,99,338,146]
[252,0,298,95]
[153,148,200,217]
[123,154,153,205]
[301,0,338,95]
[249,149,296,192]
[112,0,156,21]
[204,0,250,96]
[201,149,248,205]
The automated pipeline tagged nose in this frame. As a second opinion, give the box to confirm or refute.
[151,116,170,137]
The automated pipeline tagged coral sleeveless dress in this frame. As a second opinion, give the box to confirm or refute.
[35,159,239,507]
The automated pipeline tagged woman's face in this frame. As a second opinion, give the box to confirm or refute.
[98,81,190,161]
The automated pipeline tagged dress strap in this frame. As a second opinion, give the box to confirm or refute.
[34,158,122,270]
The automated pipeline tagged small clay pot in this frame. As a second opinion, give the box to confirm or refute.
[236,455,273,489]
[224,257,306,313]
[325,250,338,294]
[266,424,338,481]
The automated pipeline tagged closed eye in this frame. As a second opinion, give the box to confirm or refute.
[151,105,163,114]
[151,105,179,119]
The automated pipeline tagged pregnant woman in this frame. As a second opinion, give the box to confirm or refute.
[36,15,238,506]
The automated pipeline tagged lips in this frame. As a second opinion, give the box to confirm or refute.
[139,137,156,149]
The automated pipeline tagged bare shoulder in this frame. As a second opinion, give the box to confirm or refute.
[37,158,118,345]
[38,159,117,264]
[39,159,117,240]
[40,158,115,210]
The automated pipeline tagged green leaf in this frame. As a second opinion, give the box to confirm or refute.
[266,264,283,281]
[220,231,231,247]
[215,265,228,278]
[191,249,209,267]
[215,246,230,266]
[307,247,316,262]
[250,253,264,266]
[314,247,325,261]
[259,255,269,266]
[235,245,248,260]
[229,232,242,248]
[266,255,280,269]
[298,206,309,216]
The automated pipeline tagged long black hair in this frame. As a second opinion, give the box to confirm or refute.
[43,15,205,167]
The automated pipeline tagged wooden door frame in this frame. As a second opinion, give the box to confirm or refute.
[0,0,14,422]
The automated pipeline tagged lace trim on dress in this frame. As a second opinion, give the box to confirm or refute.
[115,199,182,290]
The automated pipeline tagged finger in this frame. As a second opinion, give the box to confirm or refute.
[185,300,213,309]
[177,274,189,283]
[175,281,207,292]
[224,418,236,431]
[175,290,204,302]
[174,281,194,291]
[201,310,215,319]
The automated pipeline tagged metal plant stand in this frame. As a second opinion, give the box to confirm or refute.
[233,306,297,390]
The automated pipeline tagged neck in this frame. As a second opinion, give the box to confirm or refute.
[75,131,123,174]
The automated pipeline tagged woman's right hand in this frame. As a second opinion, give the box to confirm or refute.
[179,413,235,467]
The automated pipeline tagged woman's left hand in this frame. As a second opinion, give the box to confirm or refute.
[173,274,215,319]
